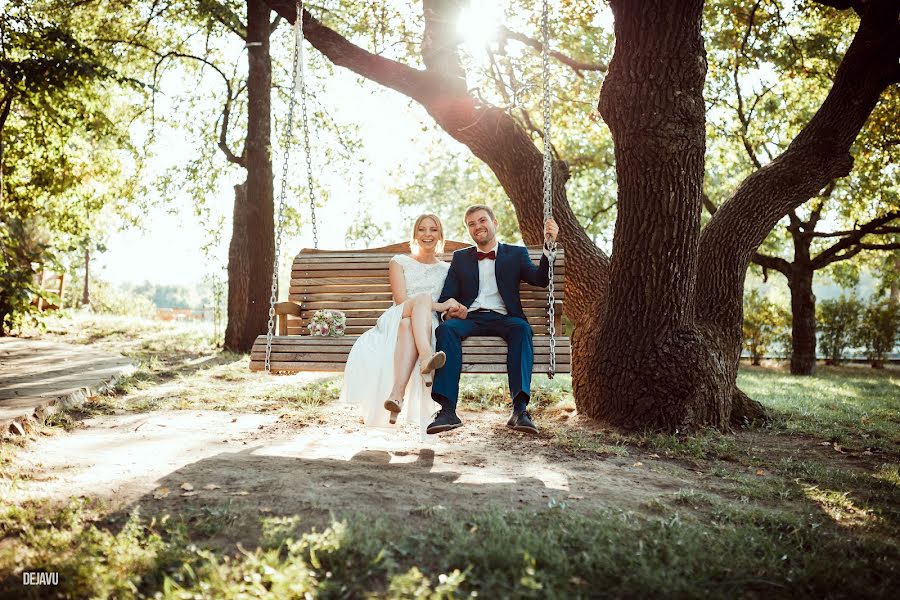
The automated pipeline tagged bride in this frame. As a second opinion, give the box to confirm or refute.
[341,213,460,428]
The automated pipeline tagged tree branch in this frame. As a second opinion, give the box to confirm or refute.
[499,26,608,78]
[802,180,836,232]
[420,0,467,90]
[701,192,718,215]
[0,92,13,136]
[733,0,764,170]
[811,211,900,269]
[153,51,245,167]
[198,0,248,40]
[752,252,791,276]
[859,242,900,250]
[264,1,456,106]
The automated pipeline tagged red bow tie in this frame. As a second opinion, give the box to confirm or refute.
[476,250,496,260]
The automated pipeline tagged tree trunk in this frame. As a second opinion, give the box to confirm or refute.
[580,0,722,430]
[787,227,816,375]
[890,257,900,308]
[81,246,91,307]
[224,0,275,353]
[788,267,817,375]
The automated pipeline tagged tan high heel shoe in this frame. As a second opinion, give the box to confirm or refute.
[419,351,446,388]
[384,397,403,424]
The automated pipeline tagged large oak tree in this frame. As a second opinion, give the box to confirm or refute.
[265,0,899,430]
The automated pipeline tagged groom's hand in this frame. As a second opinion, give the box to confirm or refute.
[447,304,468,320]
[544,217,559,243]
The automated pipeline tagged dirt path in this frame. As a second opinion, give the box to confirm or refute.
[7,404,704,541]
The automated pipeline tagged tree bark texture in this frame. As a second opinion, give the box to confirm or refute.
[788,268,817,375]
[578,0,717,430]
[224,0,275,353]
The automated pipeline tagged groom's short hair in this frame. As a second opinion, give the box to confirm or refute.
[464,204,495,222]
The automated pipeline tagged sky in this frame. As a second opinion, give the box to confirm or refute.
[95,68,441,287]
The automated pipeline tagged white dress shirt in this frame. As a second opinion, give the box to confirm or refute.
[469,242,507,315]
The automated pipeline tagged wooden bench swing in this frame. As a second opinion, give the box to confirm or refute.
[249,241,570,374]
[251,0,568,377]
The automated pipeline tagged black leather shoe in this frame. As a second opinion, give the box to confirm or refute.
[508,409,538,434]
[426,409,463,434]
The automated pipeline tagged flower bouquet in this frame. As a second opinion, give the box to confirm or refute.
[308,309,346,337]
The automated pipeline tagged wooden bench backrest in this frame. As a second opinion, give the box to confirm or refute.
[286,241,565,336]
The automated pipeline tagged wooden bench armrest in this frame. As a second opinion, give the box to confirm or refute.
[275,301,302,336]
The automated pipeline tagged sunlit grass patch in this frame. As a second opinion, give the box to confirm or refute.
[874,463,900,487]
[803,485,879,527]
[771,458,900,533]
[34,313,344,420]
[0,498,186,599]
[738,366,900,451]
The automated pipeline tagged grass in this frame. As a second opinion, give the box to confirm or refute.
[32,313,340,421]
[1,497,898,598]
[2,316,899,597]
[738,365,900,452]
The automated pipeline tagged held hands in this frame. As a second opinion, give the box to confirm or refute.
[437,298,468,320]
[445,304,468,320]
[544,217,559,244]
[436,298,461,313]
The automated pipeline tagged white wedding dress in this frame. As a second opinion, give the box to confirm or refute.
[341,254,450,429]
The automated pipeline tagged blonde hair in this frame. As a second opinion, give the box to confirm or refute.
[409,213,445,255]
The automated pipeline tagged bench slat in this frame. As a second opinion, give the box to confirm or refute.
[256,336,570,347]
[285,326,556,335]
[250,351,571,364]
[250,362,571,374]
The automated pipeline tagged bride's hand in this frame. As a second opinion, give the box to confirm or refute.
[436,298,460,312]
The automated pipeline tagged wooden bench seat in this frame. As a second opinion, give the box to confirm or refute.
[249,241,569,374]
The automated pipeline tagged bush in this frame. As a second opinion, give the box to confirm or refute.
[95,282,157,318]
[0,218,53,335]
[742,290,790,365]
[854,297,899,368]
[817,295,863,365]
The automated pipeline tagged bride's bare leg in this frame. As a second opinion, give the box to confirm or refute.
[410,292,435,361]
[391,318,417,397]
[408,293,445,385]
[386,317,416,423]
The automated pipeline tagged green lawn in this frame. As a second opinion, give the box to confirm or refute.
[738,365,900,451]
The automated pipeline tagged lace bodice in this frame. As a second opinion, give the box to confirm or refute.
[391,254,450,303]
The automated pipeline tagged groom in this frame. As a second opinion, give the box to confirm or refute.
[427,205,559,435]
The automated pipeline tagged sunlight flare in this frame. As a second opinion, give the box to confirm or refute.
[456,1,505,49]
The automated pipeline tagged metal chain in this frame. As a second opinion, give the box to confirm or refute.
[265,1,304,374]
[541,0,556,379]
[297,2,319,249]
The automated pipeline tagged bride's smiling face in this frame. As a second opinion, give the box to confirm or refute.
[415,217,441,253]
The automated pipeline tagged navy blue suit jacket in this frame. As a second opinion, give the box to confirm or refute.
[437,243,550,320]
